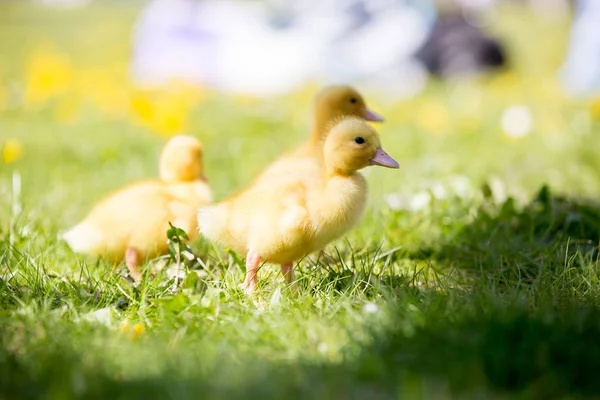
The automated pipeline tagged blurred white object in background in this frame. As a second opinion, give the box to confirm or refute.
[560,0,600,98]
[213,1,321,96]
[501,105,533,138]
[310,0,435,98]
[131,0,436,98]
[131,0,216,88]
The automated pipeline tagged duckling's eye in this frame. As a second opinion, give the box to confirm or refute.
[354,137,365,145]
[349,97,357,104]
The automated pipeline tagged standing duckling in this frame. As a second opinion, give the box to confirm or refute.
[63,135,212,281]
[254,85,383,260]
[198,118,398,294]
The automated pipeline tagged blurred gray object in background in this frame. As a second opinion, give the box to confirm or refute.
[415,12,507,78]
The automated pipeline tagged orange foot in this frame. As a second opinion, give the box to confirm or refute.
[125,247,143,284]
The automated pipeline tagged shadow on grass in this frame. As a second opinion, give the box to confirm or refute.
[412,185,600,282]
[2,292,600,399]
[276,184,600,298]
[353,298,600,398]
[296,248,416,296]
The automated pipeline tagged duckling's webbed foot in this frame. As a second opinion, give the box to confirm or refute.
[125,247,143,284]
[280,263,298,294]
[240,251,260,295]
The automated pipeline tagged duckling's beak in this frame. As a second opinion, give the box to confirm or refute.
[369,148,399,169]
[364,109,384,122]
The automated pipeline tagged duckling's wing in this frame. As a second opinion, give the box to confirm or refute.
[252,153,319,187]
[199,157,323,259]
[64,182,171,256]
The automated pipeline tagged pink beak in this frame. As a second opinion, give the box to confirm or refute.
[364,108,384,122]
[369,148,399,169]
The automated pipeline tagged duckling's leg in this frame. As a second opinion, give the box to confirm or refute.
[240,251,260,295]
[280,264,298,293]
[125,247,143,284]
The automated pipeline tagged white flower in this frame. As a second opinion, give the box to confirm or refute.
[430,182,448,200]
[79,307,116,327]
[410,191,432,211]
[501,105,533,138]
[487,176,507,204]
[363,302,379,314]
[449,175,473,199]
[386,191,431,212]
[317,342,328,354]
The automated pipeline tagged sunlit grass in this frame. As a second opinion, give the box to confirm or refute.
[1,2,600,399]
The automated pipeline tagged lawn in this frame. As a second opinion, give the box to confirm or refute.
[2,2,600,399]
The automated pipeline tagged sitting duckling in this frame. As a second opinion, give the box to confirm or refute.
[63,135,212,281]
[198,118,398,294]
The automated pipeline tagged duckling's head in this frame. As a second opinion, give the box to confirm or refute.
[159,135,205,182]
[324,118,399,176]
[312,85,383,141]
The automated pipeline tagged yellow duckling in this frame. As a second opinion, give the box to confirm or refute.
[198,118,398,294]
[255,85,383,185]
[303,84,384,154]
[63,135,212,281]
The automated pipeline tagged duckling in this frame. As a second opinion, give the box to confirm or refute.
[198,118,398,294]
[254,85,383,190]
[255,85,383,261]
[63,135,212,281]
[297,84,383,156]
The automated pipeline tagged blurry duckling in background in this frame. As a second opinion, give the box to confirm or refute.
[304,84,384,154]
[63,135,212,282]
[257,85,383,185]
[198,118,398,295]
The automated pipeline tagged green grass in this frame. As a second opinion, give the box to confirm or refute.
[2,2,600,399]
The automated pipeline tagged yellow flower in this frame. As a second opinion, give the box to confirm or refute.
[130,83,211,136]
[153,109,188,136]
[76,67,129,118]
[24,46,73,105]
[590,97,600,122]
[130,92,155,125]
[130,81,209,136]
[2,139,23,164]
[132,323,145,339]
[119,321,145,340]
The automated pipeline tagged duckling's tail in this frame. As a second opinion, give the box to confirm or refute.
[197,204,228,242]
[62,222,104,254]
